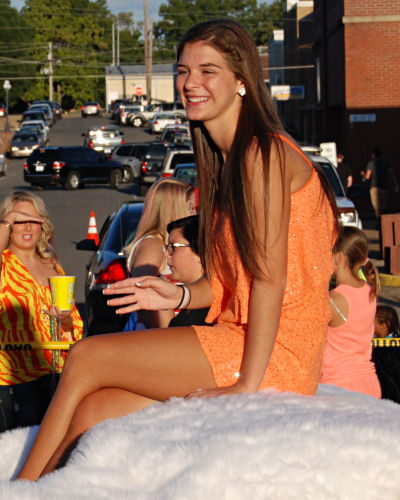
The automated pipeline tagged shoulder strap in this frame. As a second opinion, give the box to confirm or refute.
[127,234,161,270]
[330,296,347,322]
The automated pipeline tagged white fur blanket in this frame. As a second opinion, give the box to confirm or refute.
[0,385,399,499]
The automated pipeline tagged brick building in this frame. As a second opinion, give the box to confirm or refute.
[313,0,400,211]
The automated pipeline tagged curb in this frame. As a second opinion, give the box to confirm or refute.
[380,273,400,287]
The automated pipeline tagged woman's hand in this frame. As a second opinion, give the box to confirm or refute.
[48,303,74,341]
[4,209,44,225]
[185,380,258,399]
[103,276,182,315]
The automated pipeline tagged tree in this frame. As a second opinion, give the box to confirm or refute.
[0,0,34,110]
[153,0,285,62]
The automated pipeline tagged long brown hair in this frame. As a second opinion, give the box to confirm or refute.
[333,226,380,299]
[177,19,337,279]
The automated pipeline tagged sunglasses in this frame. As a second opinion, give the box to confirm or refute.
[166,242,191,255]
[13,220,43,226]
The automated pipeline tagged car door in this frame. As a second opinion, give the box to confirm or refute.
[83,149,108,181]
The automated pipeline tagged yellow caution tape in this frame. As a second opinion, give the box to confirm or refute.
[372,337,400,348]
[0,341,74,351]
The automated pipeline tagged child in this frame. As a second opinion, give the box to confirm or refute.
[320,226,381,398]
[374,306,400,339]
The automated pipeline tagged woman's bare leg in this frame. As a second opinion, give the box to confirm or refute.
[41,388,155,476]
[17,326,215,481]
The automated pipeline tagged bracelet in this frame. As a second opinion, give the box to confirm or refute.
[0,219,12,233]
[177,284,191,310]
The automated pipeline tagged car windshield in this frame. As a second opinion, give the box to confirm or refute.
[317,160,345,197]
[14,135,37,143]
[100,204,144,252]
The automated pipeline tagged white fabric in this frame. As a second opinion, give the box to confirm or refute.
[0,385,399,499]
[127,234,170,276]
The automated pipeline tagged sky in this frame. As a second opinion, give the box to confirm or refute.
[9,0,163,23]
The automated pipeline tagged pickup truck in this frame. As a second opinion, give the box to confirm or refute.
[128,102,186,128]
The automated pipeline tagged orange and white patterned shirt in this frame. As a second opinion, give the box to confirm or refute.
[0,249,83,385]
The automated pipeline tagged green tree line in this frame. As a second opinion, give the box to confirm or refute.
[0,0,283,110]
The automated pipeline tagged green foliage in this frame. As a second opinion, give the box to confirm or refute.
[154,0,285,61]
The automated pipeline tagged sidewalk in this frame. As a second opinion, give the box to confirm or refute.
[364,220,400,316]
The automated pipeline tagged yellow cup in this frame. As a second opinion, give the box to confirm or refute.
[49,276,76,311]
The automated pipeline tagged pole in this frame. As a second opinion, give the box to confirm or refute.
[5,88,9,132]
[112,23,115,66]
[48,42,53,101]
[144,0,151,104]
[117,21,120,66]
[148,17,153,103]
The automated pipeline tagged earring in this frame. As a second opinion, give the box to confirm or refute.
[238,87,246,97]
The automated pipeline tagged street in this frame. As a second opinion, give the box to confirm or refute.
[0,115,153,326]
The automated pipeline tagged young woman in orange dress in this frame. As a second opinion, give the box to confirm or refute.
[17,20,337,480]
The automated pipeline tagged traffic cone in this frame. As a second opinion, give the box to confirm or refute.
[87,211,99,246]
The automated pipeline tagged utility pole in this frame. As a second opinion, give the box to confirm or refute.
[117,21,120,66]
[48,42,53,101]
[144,0,152,103]
[112,23,115,66]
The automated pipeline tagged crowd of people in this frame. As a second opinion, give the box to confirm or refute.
[0,19,397,483]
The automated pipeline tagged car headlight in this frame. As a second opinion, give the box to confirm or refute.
[32,144,39,149]
[11,146,19,151]
[339,209,357,224]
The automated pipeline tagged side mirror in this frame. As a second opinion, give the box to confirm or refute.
[75,239,98,251]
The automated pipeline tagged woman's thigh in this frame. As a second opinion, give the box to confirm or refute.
[63,326,216,402]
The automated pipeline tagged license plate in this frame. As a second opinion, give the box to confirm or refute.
[35,165,44,172]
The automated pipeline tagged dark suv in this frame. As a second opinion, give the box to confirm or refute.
[140,142,169,185]
[24,146,124,190]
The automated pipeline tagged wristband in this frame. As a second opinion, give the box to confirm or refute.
[177,284,191,310]
[0,219,12,233]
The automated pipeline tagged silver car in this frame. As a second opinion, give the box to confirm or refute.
[10,132,41,158]
[82,126,124,154]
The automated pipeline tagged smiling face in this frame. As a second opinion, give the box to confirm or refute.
[176,41,244,131]
[9,201,43,253]
[166,228,203,283]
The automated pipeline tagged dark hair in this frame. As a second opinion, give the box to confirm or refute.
[333,226,380,299]
[373,147,382,158]
[167,215,199,255]
[177,19,337,279]
[376,306,400,337]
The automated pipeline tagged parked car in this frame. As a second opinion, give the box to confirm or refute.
[150,113,180,134]
[21,110,51,127]
[0,153,7,176]
[10,132,41,158]
[111,142,151,183]
[128,102,186,128]
[76,201,144,335]
[81,101,102,118]
[29,103,54,125]
[82,126,124,154]
[159,124,190,146]
[19,119,49,144]
[140,141,169,185]
[24,146,124,190]
[172,163,197,186]
[308,153,362,228]
[159,149,195,179]
[18,124,47,145]
[119,104,144,125]
[33,100,62,120]
[0,104,6,117]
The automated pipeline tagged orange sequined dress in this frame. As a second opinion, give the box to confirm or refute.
[193,154,335,395]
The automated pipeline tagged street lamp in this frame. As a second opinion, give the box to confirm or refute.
[3,80,11,132]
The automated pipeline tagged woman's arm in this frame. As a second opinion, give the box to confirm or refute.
[103,275,213,314]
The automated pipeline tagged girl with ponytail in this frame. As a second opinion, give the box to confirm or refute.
[320,226,381,398]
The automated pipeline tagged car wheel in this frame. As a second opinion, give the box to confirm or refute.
[65,172,81,190]
[131,116,144,128]
[82,113,86,118]
[122,166,133,183]
[110,169,122,189]
[31,184,44,191]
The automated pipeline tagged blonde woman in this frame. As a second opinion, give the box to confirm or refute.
[0,191,83,432]
[124,178,195,328]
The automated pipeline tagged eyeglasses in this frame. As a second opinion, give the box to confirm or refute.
[13,220,43,226]
[166,242,191,255]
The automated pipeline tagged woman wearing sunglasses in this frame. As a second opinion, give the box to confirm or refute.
[0,191,83,432]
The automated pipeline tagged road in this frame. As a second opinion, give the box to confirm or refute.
[0,115,154,327]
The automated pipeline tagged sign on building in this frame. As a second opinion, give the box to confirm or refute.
[270,85,305,101]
